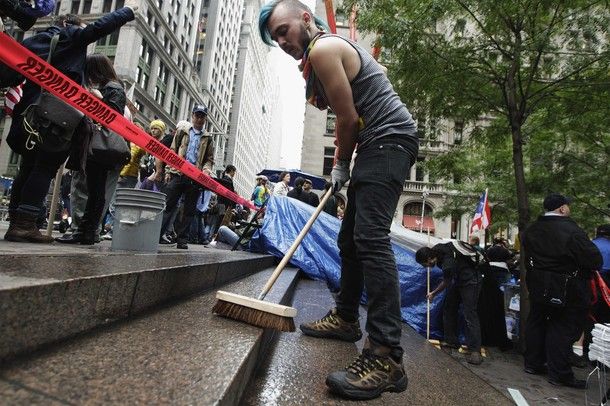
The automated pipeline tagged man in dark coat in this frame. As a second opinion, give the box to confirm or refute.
[522,193,602,389]
[3,7,135,243]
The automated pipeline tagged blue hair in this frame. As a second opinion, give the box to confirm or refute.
[258,0,329,47]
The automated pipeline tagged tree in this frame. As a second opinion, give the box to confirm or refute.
[346,0,610,348]
[345,0,610,232]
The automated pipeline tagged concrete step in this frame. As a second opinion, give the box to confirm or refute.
[242,278,513,405]
[0,246,275,361]
[0,266,300,405]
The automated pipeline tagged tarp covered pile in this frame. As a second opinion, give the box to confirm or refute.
[250,195,446,338]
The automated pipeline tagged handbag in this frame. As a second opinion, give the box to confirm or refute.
[21,34,84,152]
[529,269,576,307]
[88,121,131,168]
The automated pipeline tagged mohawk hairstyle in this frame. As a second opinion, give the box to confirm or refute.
[258,0,329,46]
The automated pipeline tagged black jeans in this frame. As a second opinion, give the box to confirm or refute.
[160,174,201,244]
[335,136,417,360]
[81,160,109,233]
[443,281,482,351]
[9,147,70,215]
[525,302,587,382]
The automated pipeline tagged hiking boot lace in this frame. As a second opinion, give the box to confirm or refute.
[346,353,389,378]
[316,312,340,326]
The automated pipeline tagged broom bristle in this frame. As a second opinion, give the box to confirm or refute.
[213,299,296,332]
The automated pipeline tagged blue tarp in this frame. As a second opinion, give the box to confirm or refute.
[250,195,446,339]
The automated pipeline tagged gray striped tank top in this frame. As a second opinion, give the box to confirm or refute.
[320,34,417,149]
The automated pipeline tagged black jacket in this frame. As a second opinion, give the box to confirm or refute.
[523,215,602,307]
[216,174,235,208]
[7,7,134,153]
[433,242,482,286]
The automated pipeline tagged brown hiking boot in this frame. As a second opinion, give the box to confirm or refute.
[326,342,408,400]
[4,211,54,243]
[300,309,362,342]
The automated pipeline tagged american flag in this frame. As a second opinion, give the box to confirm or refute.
[470,189,491,233]
[3,83,24,117]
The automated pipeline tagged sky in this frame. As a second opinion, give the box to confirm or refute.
[268,0,316,169]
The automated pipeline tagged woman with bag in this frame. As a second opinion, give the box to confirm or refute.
[74,53,128,245]
[3,8,135,244]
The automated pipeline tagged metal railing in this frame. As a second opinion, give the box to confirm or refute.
[418,138,449,151]
[404,181,444,193]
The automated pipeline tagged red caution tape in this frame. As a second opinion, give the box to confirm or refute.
[0,32,255,210]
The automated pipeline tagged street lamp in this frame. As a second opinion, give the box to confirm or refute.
[419,187,429,233]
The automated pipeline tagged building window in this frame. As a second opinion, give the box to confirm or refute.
[70,0,79,14]
[136,41,152,90]
[53,0,61,14]
[171,82,182,119]
[82,0,92,13]
[415,158,425,182]
[323,147,335,176]
[454,119,463,144]
[325,112,336,136]
[102,0,112,12]
[417,117,426,138]
[115,0,124,9]
[403,202,432,217]
[96,29,120,47]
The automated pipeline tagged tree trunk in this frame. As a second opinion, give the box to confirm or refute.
[506,35,531,350]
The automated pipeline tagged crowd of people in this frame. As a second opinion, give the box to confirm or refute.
[415,193,610,391]
[2,0,609,401]
[0,4,344,251]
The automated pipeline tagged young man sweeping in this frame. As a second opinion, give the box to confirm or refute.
[259,0,419,400]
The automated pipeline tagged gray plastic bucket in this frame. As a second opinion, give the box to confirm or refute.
[111,189,166,252]
[115,188,166,203]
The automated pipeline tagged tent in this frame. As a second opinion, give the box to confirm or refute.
[256,168,327,190]
[249,195,447,338]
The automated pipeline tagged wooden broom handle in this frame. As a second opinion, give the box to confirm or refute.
[258,187,334,300]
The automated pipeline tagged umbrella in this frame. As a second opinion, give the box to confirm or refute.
[257,168,327,190]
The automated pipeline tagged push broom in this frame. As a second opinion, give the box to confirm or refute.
[213,187,334,332]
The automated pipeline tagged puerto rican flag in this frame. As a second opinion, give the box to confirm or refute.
[470,189,491,233]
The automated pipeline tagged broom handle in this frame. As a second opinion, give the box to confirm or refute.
[258,187,334,300]
[426,266,431,340]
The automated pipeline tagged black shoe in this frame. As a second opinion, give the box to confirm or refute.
[440,341,460,350]
[570,353,588,369]
[524,366,546,375]
[79,231,96,245]
[159,234,175,244]
[548,378,587,389]
[467,351,483,365]
[300,309,362,342]
[326,349,408,400]
[176,241,188,250]
[55,233,82,244]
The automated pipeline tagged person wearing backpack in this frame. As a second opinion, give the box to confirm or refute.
[415,240,484,365]
[3,6,135,243]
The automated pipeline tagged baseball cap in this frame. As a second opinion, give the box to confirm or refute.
[303,179,312,185]
[256,175,268,181]
[543,193,572,211]
[192,104,208,115]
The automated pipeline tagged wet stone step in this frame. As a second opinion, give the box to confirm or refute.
[0,266,300,405]
[0,248,275,361]
[243,278,513,405]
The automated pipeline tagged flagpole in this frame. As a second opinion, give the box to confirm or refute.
[420,187,429,233]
